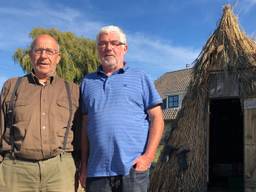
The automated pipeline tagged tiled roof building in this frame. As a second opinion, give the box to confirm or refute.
[155,68,192,120]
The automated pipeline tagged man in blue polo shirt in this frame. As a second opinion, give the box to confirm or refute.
[79,25,164,192]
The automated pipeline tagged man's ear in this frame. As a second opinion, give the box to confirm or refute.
[29,50,33,59]
[56,53,61,64]
[124,44,128,53]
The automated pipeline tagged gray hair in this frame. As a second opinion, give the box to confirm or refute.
[96,25,127,44]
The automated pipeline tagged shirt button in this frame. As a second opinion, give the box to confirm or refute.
[42,126,46,130]
[42,112,46,115]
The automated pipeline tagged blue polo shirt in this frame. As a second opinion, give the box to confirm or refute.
[80,65,162,177]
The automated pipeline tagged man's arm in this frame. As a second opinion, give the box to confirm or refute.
[0,80,9,162]
[79,114,89,187]
[0,92,4,162]
[134,105,164,171]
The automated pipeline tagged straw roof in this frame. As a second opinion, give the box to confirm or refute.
[150,5,256,192]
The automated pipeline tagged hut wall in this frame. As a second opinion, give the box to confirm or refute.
[244,98,256,192]
[208,72,239,98]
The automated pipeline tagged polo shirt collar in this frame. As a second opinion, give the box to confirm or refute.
[97,63,129,76]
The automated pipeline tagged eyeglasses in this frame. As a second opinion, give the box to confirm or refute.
[32,48,59,56]
[98,41,125,48]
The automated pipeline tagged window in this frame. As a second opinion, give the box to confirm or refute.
[162,98,167,109]
[168,95,179,108]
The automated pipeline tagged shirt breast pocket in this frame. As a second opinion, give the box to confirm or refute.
[56,98,78,122]
[13,99,32,122]
[56,99,71,123]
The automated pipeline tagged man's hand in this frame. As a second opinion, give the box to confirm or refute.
[79,166,87,188]
[74,170,80,192]
[0,154,3,163]
[133,154,153,172]
[80,115,89,188]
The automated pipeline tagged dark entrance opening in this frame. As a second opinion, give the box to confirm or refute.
[208,98,244,192]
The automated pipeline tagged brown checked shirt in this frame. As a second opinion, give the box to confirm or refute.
[0,73,80,160]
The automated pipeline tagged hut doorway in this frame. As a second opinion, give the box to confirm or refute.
[208,98,244,191]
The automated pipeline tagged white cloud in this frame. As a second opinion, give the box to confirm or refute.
[235,0,256,14]
[126,33,199,79]
[247,0,256,3]
[0,1,103,80]
[0,7,35,17]
[0,0,200,80]
[45,8,81,23]
[0,5,80,22]
[0,3,102,50]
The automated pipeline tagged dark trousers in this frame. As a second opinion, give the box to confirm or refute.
[86,167,149,192]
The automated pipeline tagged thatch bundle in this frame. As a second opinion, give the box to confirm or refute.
[150,5,256,192]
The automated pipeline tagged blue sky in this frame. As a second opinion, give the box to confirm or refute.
[0,0,256,88]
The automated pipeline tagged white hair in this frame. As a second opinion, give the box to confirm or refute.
[96,25,127,44]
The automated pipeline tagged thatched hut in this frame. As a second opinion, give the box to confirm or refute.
[150,5,256,192]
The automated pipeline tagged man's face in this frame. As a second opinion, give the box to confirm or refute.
[97,31,127,71]
[30,35,60,80]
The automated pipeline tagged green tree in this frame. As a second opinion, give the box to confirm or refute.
[13,28,100,83]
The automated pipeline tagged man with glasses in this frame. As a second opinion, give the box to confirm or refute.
[0,34,80,191]
[79,25,164,192]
